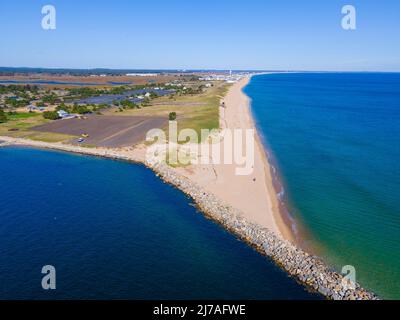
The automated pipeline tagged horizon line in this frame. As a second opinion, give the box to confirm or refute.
[1,66,400,73]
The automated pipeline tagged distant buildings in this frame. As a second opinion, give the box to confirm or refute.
[199,72,250,83]
[126,73,159,77]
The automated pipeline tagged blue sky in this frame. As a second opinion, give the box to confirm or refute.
[1,0,399,71]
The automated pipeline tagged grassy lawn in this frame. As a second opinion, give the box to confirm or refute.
[0,81,230,145]
[0,113,76,143]
[6,112,40,120]
[26,132,77,143]
[104,81,231,139]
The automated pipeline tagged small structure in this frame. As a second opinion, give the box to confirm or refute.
[57,110,76,120]
[57,110,69,118]
[27,105,37,112]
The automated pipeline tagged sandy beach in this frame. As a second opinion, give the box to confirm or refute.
[175,77,294,241]
[0,77,293,242]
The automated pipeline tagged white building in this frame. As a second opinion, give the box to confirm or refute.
[126,73,159,77]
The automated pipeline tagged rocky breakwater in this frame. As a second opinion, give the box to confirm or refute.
[0,141,12,147]
[148,161,379,300]
[0,135,379,300]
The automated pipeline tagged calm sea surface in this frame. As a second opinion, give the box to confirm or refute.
[0,147,319,299]
[245,73,400,299]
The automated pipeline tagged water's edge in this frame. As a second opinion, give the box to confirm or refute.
[0,137,378,300]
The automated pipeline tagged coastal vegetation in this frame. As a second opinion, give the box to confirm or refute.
[104,81,230,138]
[0,110,74,142]
[1,76,230,145]
[0,84,39,94]
[169,112,177,121]
[115,99,140,110]
[43,111,60,120]
[0,109,7,123]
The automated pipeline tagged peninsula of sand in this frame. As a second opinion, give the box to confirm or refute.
[0,76,378,300]
[173,77,293,241]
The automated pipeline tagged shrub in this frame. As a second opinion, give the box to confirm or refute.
[0,109,8,123]
[169,112,177,121]
[43,111,60,120]
[72,104,90,114]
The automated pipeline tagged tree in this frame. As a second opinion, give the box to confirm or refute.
[0,109,8,123]
[72,104,90,114]
[43,111,60,120]
[150,92,158,99]
[169,112,177,121]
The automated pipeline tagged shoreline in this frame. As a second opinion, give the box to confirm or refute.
[241,77,297,243]
[0,141,379,300]
[0,78,379,299]
[174,76,294,243]
[243,75,317,252]
[0,137,378,299]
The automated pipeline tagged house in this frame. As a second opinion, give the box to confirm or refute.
[57,110,75,119]
[57,110,69,118]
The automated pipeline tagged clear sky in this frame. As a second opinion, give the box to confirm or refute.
[1,0,399,71]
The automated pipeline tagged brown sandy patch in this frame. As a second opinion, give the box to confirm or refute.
[32,115,166,148]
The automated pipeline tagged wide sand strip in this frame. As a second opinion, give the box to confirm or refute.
[175,77,294,241]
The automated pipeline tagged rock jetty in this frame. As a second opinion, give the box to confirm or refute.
[0,136,379,300]
[147,161,379,300]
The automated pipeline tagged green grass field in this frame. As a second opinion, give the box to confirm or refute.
[104,81,230,140]
[0,112,75,142]
[6,112,40,120]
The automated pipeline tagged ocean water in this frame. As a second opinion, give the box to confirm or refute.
[0,147,319,300]
[245,73,400,299]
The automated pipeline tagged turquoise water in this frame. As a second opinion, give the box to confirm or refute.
[245,73,400,299]
[0,147,320,300]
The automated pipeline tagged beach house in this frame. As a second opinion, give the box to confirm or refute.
[57,110,76,119]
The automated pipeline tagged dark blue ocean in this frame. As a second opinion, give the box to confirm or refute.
[0,147,319,300]
[245,73,400,299]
